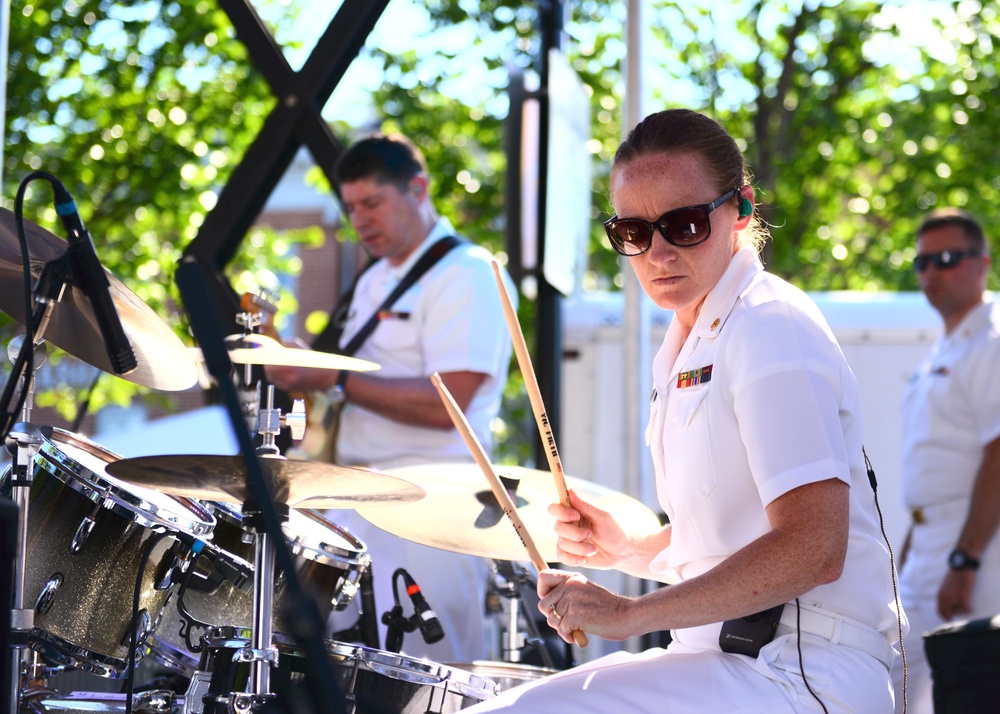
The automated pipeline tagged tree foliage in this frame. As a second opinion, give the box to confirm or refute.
[2,0,316,417]
[5,0,1000,434]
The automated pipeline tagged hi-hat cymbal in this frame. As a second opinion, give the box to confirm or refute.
[355,464,662,562]
[106,454,424,508]
[0,208,198,391]
[189,334,380,372]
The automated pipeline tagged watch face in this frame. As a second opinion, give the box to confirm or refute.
[949,548,979,570]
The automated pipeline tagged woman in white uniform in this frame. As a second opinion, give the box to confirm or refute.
[464,109,905,713]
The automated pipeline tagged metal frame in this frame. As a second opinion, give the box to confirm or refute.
[182,0,389,272]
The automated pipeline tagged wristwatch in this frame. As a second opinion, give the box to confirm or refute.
[948,547,981,571]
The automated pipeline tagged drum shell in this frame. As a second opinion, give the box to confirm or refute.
[148,506,368,675]
[196,635,498,714]
[9,428,214,678]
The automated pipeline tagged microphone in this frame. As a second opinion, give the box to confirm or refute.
[52,180,137,375]
[400,569,444,645]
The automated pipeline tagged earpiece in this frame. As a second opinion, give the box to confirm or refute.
[738,196,753,218]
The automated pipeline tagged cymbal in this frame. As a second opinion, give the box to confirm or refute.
[189,334,380,372]
[0,208,198,391]
[355,464,662,562]
[106,454,424,508]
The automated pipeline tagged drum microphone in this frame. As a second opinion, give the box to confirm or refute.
[52,180,137,376]
[400,570,444,645]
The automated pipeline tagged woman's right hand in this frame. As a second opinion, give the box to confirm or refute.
[549,489,632,570]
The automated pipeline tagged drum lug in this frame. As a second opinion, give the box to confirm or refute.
[121,608,153,648]
[69,515,97,553]
[34,574,63,615]
[132,689,175,713]
[231,645,279,667]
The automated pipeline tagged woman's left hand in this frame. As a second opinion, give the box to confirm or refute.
[537,569,636,642]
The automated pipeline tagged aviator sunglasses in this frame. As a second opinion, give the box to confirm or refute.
[604,188,739,256]
[912,249,981,273]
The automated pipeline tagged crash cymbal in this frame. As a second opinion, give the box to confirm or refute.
[0,208,198,391]
[189,334,380,372]
[355,464,661,562]
[105,454,424,508]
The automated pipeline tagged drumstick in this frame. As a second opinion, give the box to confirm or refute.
[430,372,588,648]
[491,261,571,508]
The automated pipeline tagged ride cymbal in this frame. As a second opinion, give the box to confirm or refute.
[106,454,424,508]
[355,464,662,562]
[0,208,198,391]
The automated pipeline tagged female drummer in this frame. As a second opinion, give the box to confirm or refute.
[464,108,905,712]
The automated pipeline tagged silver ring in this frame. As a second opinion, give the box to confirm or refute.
[550,604,562,620]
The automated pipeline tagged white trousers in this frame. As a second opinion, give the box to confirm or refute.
[892,502,1000,714]
[463,633,894,713]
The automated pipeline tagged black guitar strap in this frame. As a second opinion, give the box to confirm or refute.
[314,235,463,386]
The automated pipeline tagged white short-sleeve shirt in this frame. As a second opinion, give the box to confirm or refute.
[336,218,515,467]
[901,297,1000,509]
[647,248,901,647]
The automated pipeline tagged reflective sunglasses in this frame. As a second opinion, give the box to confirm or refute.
[912,249,981,273]
[604,188,738,256]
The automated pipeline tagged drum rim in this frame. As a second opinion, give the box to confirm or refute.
[285,509,367,567]
[37,427,215,536]
[30,627,134,679]
[207,503,367,568]
[324,641,499,698]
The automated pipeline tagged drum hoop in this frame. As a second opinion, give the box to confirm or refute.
[284,510,366,567]
[37,427,215,537]
[30,627,132,679]
[328,642,495,696]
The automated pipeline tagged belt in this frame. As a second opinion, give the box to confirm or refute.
[776,605,896,671]
[910,499,970,525]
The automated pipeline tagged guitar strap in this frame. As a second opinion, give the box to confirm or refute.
[304,235,462,463]
[313,234,462,364]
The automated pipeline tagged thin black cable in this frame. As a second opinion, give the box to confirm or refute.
[69,370,102,433]
[795,598,829,714]
[125,532,170,713]
[0,172,50,441]
[864,446,906,713]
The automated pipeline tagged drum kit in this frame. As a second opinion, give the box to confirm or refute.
[0,207,661,713]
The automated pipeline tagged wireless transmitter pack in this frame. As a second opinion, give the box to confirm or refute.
[719,603,786,658]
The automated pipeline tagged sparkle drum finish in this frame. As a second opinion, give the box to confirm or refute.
[147,503,369,676]
[6,427,215,678]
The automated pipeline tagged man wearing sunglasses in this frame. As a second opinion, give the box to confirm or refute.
[892,209,1000,713]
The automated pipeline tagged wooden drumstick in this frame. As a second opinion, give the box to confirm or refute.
[491,261,571,508]
[430,372,588,648]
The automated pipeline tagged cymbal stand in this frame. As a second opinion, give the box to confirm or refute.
[203,387,304,711]
[490,560,556,669]
[3,265,72,713]
[255,385,305,456]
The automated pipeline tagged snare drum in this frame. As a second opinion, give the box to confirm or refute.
[147,504,368,675]
[9,427,215,678]
[189,633,498,714]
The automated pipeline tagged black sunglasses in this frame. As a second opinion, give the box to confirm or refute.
[912,249,981,273]
[604,188,738,256]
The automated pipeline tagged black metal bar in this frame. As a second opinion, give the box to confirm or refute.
[534,0,564,466]
[183,0,389,268]
[176,258,346,714]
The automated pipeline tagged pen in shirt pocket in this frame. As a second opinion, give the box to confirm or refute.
[377,310,411,321]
